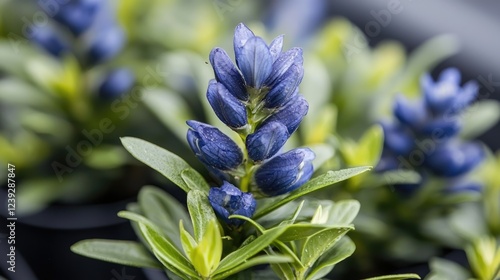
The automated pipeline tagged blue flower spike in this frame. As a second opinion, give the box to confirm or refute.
[189,23,314,225]
[208,182,257,227]
[187,121,243,172]
[254,148,315,196]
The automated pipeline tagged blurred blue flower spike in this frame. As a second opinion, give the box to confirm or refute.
[208,181,256,227]
[378,68,484,194]
[187,121,243,172]
[254,148,315,196]
[98,68,135,99]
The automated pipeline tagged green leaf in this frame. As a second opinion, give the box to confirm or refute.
[120,137,209,194]
[118,211,198,278]
[361,273,421,280]
[254,167,371,219]
[138,186,192,250]
[179,220,197,257]
[306,236,356,280]
[301,227,353,268]
[460,100,500,139]
[142,88,193,142]
[182,169,210,197]
[213,255,292,280]
[189,220,222,277]
[0,78,58,110]
[71,239,161,269]
[325,200,360,226]
[215,226,287,274]
[277,224,331,242]
[187,190,218,242]
[427,257,470,280]
[376,170,422,185]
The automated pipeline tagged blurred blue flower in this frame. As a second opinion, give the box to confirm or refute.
[53,0,101,35]
[208,181,256,227]
[206,80,247,130]
[422,68,478,115]
[424,141,484,177]
[98,68,135,99]
[87,24,125,63]
[30,25,69,57]
[246,121,289,162]
[187,121,243,171]
[254,148,315,196]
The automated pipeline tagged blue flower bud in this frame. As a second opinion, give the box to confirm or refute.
[53,0,100,35]
[254,148,315,196]
[380,121,414,155]
[187,121,243,171]
[393,95,427,128]
[206,80,247,130]
[262,94,308,135]
[246,121,289,162]
[208,182,256,227]
[424,141,484,177]
[264,63,304,108]
[265,47,303,86]
[98,68,135,100]
[422,68,478,115]
[87,24,125,63]
[30,26,69,57]
[235,36,273,88]
[209,48,248,101]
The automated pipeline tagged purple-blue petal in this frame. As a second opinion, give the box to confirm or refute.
[209,48,248,101]
[186,121,243,171]
[206,80,248,129]
[246,121,290,162]
[236,36,273,88]
[262,94,308,135]
[264,63,304,108]
[254,148,315,196]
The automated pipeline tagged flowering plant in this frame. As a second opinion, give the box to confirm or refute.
[71,23,420,280]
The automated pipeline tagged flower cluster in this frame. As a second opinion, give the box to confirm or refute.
[31,0,134,99]
[377,68,484,193]
[187,23,315,226]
